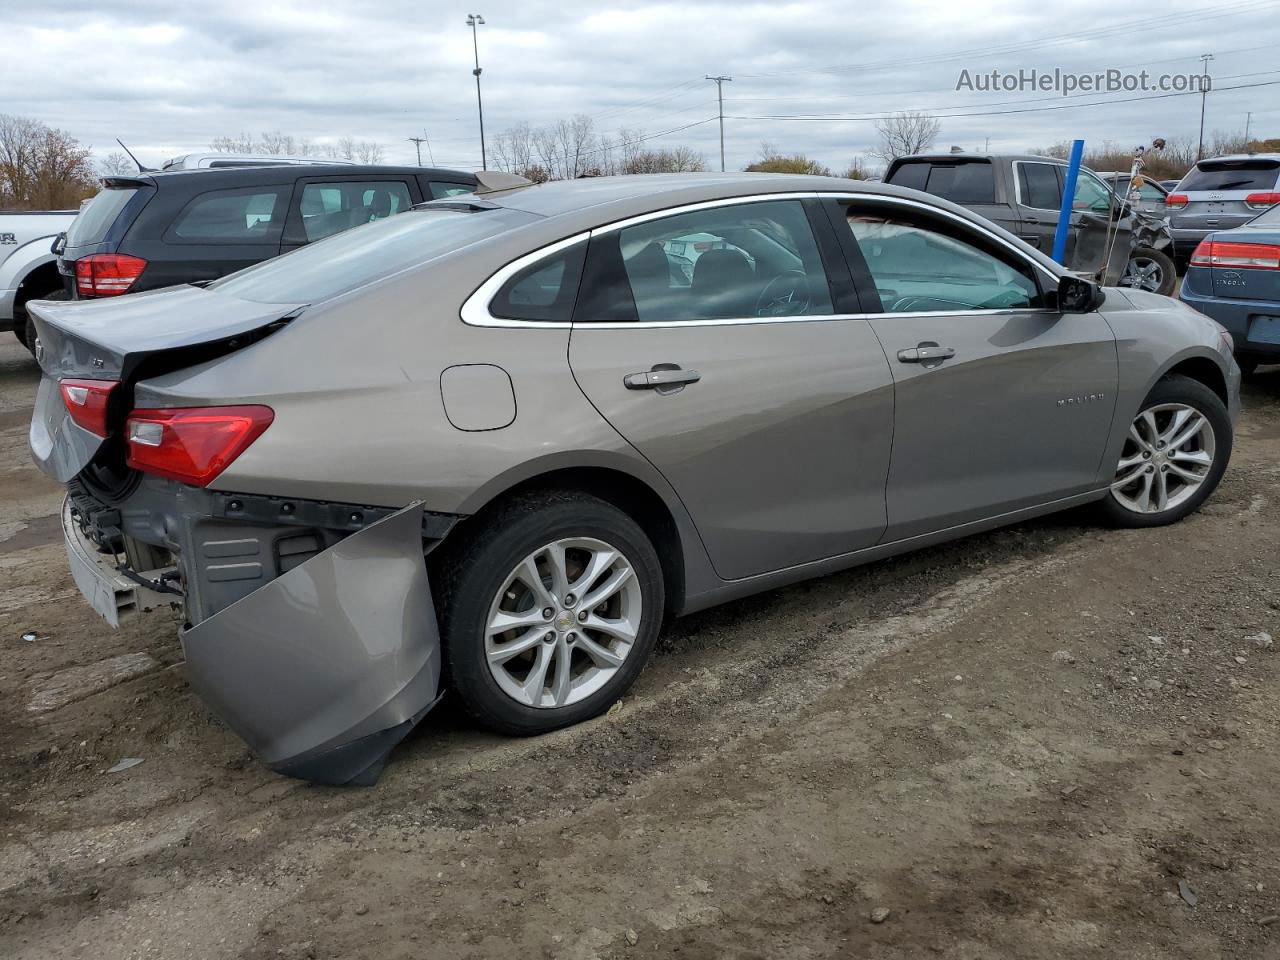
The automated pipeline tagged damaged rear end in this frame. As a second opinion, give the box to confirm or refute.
[27,286,446,785]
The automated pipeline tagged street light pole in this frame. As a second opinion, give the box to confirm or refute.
[466,13,487,169]
[1196,52,1214,162]
[706,75,732,172]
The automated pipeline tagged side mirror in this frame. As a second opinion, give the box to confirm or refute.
[1058,275,1103,313]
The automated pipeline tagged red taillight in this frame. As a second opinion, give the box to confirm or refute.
[1245,192,1280,210]
[1166,193,1189,207]
[74,254,147,297]
[59,379,118,437]
[125,406,274,487]
[1189,239,1280,271]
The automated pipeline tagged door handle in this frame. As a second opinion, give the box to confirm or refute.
[624,366,701,390]
[897,345,956,364]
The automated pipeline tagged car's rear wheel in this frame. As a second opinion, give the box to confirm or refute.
[1119,247,1177,296]
[436,493,664,735]
[1099,375,1230,527]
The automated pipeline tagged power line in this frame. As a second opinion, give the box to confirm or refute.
[725,78,1280,123]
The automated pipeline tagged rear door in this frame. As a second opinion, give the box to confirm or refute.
[829,196,1117,540]
[568,196,895,581]
[281,176,420,251]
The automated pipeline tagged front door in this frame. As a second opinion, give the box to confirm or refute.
[568,197,895,581]
[829,197,1118,541]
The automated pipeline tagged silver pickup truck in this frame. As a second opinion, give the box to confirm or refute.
[0,208,77,350]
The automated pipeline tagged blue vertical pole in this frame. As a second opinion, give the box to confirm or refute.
[1052,139,1085,265]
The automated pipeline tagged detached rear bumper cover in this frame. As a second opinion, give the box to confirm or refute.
[180,503,442,786]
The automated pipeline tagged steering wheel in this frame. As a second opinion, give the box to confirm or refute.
[755,270,812,317]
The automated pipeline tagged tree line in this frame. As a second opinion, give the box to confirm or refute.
[0,114,98,210]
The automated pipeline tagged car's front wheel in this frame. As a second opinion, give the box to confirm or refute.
[437,493,664,735]
[1119,247,1177,296]
[1100,375,1231,527]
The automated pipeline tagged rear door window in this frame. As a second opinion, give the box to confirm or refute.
[1016,162,1062,210]
[1181,161,1280,192]
[165,187,289,244]
[297,180,413,242]
[575,199,833,323]
[65,187,140,246]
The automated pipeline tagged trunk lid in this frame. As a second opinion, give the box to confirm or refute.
[28,284,304,482]
[1207,227,1280,302]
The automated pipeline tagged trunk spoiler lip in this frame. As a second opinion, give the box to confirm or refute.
[26,286,308,382]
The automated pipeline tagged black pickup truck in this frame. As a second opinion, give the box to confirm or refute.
[39,163,476,347]
[884,153,1177,296]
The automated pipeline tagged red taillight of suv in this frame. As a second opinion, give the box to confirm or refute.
[59,379,119,437]
[1165,193,1189,208]
[125,406,274,487]
[74,254,148,297]
[1245,192,1280,210]
[1189,239,1280,270]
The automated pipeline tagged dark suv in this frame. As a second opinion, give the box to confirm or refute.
[55,164,476,306]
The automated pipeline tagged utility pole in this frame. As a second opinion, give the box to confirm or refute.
[408,136,426,166]
[1196,52,1214,162]
[466,13,487,169]
[1245,111,1253,145]
[706,75,733,172]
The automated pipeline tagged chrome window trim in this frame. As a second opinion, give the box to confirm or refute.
[459,231,590,329]
[460,190,1064,330]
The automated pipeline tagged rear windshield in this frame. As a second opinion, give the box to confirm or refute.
[1181,161,1280,192]
[209,205,537,304]
[65,187,138,246]
[886,161,995,204]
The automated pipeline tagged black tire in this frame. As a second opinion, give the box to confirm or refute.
[1122,247,1177,296]
[21,288,67,357]
[434,492,665,736]
[1097,374,1231,528]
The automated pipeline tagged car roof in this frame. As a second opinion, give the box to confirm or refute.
[892,153,1063,165]
[1196,153,1280,164]
[104,164,476,190]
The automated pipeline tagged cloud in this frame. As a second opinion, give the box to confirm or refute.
[1,0,1275,172]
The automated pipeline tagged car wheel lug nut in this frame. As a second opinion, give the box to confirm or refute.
[578,610,588,622]
[566,632,577,644]
[564,593,576,607]
[542,607,554,620]
[544,632,555,643]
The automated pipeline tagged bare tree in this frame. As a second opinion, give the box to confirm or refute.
[99,151,135,177]
[0,114,97,210]
[872,111,942,164]
[744,141,831,176]
[492,122,537,175]
[210,133,256,153]
[209,131,384,163]
[841,156,873,180]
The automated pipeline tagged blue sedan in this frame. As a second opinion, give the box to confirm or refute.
[1180,203,1280,375]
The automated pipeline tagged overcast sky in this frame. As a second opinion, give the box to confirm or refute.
[3,0,1278,173]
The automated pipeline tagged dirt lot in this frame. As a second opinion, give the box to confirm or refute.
[2,336,1280,960]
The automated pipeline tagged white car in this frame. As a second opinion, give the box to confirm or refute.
[0,208,77,349]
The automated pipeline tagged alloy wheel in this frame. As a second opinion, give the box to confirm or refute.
[1119,256,1165,293]
[1110,402,1216,514]
[484,537,642,708]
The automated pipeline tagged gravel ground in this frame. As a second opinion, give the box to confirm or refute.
[1,335,1279,959]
